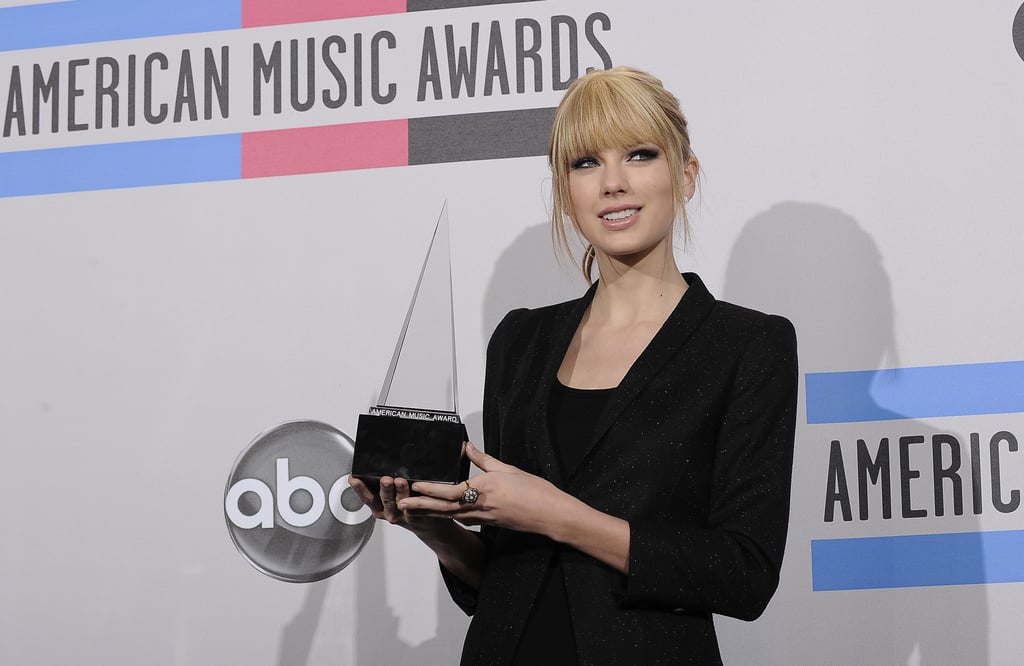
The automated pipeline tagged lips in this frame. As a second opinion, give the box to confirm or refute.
[600,207,640,230]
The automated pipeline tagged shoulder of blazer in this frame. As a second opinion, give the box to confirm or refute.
[701,298,797,350]
[488,285,597,360]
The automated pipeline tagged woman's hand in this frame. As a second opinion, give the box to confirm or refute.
[399,442,576,538]
[350,441,630,576]
[347,474,450,538]
[348,467,489,588]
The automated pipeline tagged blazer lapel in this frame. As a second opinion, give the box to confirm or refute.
[522,283,599,487]
[565,273,717,485]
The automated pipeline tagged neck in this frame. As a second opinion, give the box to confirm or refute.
[590,246,688,325]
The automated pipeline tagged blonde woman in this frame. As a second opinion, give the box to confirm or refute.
[351,67,798,665]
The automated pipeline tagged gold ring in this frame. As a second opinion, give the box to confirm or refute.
[461,486,480,505]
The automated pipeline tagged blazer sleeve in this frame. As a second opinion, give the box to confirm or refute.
[439,308,524,614]
[619,314,798,621]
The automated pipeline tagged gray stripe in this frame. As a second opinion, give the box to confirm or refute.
[407,0,545,13]
[409,107,555,164]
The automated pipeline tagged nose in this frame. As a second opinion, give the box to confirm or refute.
[601,161,628,196]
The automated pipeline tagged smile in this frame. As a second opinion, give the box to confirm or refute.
[601,208,638,221]
[600,207,640,231]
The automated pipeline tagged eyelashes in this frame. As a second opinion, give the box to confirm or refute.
[568,147,661,170]
[629,148,659,161]
[571,156,599,170]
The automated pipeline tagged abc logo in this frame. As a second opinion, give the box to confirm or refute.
[1016,2,1024,63]
[224,420,374,583]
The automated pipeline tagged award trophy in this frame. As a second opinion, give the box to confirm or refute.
[351,203,469,484]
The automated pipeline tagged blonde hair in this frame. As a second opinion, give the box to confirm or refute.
[548,67,697,282]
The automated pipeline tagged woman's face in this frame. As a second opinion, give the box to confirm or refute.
[567,142,689,262]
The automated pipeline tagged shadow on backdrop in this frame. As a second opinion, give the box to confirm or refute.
[719,201,988,664]
[277,582,327,665]
[353,529,468,666]
[466,222,584,446]
[481,222,584,342]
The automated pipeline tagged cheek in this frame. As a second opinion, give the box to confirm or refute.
[647,169,675,208]
[567,176,588,212]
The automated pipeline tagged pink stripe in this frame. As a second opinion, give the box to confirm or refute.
[242,0,406,28]
[242,120,409,178]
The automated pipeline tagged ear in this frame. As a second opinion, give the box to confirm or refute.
[682,157,699,201]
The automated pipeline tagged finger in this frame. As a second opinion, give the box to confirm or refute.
[347,475,369,498]
[379,477,402,520]
[347,476,382,511]
[464,441,505,472]
[403,474,490,511]
[399,494,464,513]
[394,477,413,502]
[454,508,493,527]
[411,480,469,501]
[405,503,484,525]
[406,511,458,522]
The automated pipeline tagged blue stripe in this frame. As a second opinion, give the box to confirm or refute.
[0,1,240,52]
[0,134,240,197]
[812,530,1024,590]
[805,360,1024,424]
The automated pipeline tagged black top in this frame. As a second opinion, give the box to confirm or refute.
[511,381,615,665]
[549,380,616,475]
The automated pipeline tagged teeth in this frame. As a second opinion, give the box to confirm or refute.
[602,208,637,221]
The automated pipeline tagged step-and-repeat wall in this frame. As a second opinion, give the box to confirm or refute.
[3,2,1023,664]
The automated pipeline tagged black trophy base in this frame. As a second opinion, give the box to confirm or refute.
[352,407,469,484]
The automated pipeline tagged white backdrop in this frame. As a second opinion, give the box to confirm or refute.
[2,1,1024,664]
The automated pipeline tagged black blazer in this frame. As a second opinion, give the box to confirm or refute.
[445,274,798,665]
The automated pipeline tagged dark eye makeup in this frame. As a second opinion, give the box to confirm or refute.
[570,156,599,170]
[628,147,660,161]
[569,146,660,170]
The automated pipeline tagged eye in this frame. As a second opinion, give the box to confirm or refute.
[628,147,660,162]
[570,156,599,170]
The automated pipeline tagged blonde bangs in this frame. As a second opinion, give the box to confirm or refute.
[556,77,677,167]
